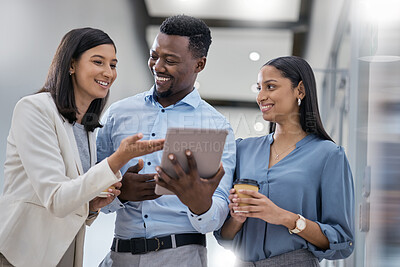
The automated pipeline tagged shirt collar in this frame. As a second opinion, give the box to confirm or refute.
[144,85,201,109]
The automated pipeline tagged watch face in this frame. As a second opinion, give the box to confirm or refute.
[297,219,306,230]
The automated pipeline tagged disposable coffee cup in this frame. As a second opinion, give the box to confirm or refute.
[98,186,115,198]
[233,179,259,213]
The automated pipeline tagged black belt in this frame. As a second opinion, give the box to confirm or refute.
[111,233,206,254]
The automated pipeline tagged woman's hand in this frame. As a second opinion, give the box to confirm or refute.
[228,188,247,224]
[89,181,122,212]
[107,133,165,174]
[233,190,330,250]
[117,133,165,159]
[232,189,288,225]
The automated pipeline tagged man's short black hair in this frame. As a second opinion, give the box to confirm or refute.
[160,14,212,58]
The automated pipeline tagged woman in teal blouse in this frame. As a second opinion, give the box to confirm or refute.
[215,56,354,266]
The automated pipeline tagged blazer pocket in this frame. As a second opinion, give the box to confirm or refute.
[23,200,45,209]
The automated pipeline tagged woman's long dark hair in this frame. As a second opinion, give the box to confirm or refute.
[264,56,333,142]
[38,27,116,132]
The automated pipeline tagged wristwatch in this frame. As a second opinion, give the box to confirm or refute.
[288,214,306,234]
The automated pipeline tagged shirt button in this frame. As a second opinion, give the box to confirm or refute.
[198,218,202,221]
[144,214,148,218]
[161,109,165,113]
[147,162,151,166]
[191,214,194,217]
[119,204,124,207]
[152,133,155,137]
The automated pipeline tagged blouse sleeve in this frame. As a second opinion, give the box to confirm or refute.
[213,138,244,248]
[309,146,355,260]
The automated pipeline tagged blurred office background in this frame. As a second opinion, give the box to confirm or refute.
[1,0,399,266]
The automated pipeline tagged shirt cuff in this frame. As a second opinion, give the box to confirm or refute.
[104,157,122,181]
[187,201,217,233]
[309,222,354,260]
[115,170,122,181]
[101,197,126,214]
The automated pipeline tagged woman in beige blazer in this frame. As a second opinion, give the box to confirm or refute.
[0,28,164,267]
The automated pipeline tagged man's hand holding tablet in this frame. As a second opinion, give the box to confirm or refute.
[155,128,227,215]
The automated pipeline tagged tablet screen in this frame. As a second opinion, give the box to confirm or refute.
[155,127,228,195]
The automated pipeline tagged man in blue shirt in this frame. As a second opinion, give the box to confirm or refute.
[97,15,236,266]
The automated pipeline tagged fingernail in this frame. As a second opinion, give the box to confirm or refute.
[168,154,174,160]
[155,166,160,172]
[186,150,191,156]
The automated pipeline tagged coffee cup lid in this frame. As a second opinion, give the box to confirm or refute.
[233,179,259,188]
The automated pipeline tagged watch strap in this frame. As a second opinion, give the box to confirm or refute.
[288,214,306,234]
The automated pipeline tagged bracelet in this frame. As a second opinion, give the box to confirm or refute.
[89,209,100,215]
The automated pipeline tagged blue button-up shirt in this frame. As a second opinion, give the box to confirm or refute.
[96,87,236,239]
[214,134,355,261]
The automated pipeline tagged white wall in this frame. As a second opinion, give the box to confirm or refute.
[304,0,346,106]
[304,0,346,69]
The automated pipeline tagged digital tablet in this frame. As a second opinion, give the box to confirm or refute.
[155,128,228,195]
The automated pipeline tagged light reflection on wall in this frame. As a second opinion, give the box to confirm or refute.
[358,0,400,265]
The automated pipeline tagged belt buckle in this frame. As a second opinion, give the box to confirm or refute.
[154,237,161,252]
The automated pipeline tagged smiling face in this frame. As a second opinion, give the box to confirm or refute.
[70,44,117,107]
[148,33,206,106]
[256,65,303,124]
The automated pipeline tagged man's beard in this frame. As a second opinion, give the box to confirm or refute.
[154,86,173,98]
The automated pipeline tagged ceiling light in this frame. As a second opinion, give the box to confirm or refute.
[359,55,400,63]
[360,0,400,24]
[249,52,260,61]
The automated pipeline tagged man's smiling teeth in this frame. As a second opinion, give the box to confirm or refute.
[96,80,109,86]
[156,76,170,81]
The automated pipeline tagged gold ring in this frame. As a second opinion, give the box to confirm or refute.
[148,144,153,148]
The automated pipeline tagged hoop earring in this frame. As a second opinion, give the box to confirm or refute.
[298,98,301,106]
